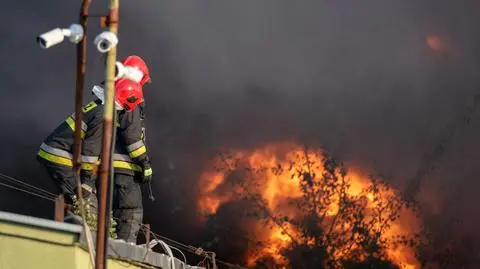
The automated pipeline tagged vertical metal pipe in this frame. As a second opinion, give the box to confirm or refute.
[72,0,90,197]
[54,195,65,222]
[72,0,91,174]
[106,89,117,251]
[71,1,95,267]
[95,0,119,268]
[145,224,151,244]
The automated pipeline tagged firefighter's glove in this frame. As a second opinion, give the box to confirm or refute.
[141,163,153,184]
[80,171,96,196]
[81,183,95,200]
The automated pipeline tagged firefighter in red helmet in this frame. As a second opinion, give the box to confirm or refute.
[37,79,145,222]
[122,55,151,85]
[108,55,154,243]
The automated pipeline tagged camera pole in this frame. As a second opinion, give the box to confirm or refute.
[71,0,95,267]
[95,0,119,268]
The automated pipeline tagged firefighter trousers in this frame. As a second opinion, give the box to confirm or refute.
[38,157,77,203]
[37,156,98,215]
[112,173,143,243]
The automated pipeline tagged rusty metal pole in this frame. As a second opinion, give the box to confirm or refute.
[145,224,151,244]
[72,0,91,177]
[72,0,91,195]
[95,0,119,268]
[71,1,96,267]
[54,195,65,222]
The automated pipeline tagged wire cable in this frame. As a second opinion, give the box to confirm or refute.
[0,181,56,202]
[404,93,480,202]
[139,225,247,268]
[111,207,246,268]
[138,225,207,259]
[0,173,56,198]
[168,245,187,264]
[0,174,226,267]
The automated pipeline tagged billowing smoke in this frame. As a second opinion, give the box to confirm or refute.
[1,0,480,267]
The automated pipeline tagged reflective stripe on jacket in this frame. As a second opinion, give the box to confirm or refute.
[113,105,150,174]
[37,100,103,171]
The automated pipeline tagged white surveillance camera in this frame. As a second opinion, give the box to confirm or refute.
[114,61,144,83]
[114,61,127,80]
[37,24,84,49]
[64,24,84,44]
[93,31,118,53]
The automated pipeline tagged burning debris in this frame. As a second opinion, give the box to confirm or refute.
[198,142,421,268]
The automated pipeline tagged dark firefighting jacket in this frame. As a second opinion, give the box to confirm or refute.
[113,103,150,176]
[37,99,104,173]
[38,99,150,177]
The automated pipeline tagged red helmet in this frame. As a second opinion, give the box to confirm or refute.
[115,78,144,112]
[122,55,151,86]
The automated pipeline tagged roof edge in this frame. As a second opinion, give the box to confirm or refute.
[0,210,83,234]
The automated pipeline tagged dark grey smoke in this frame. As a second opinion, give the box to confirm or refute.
[1,0,480,266]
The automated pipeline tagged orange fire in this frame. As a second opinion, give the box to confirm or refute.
[426,34,445,52]
[198,142,421,268]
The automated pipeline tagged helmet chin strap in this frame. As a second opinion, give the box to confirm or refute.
[92,85,124,110]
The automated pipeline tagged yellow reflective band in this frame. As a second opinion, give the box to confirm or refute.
[37,149,73,167]
[82,101,98,113]
[81,163,96,171]
[144,168,153,177]
[65,117,86,139]
[113,161,142,172]
[129,145,146,159]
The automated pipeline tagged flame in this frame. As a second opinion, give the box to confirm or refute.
[198,172,230,214]
[246,222,303,267]
[426,34,445,52]
[198,142,421,268]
